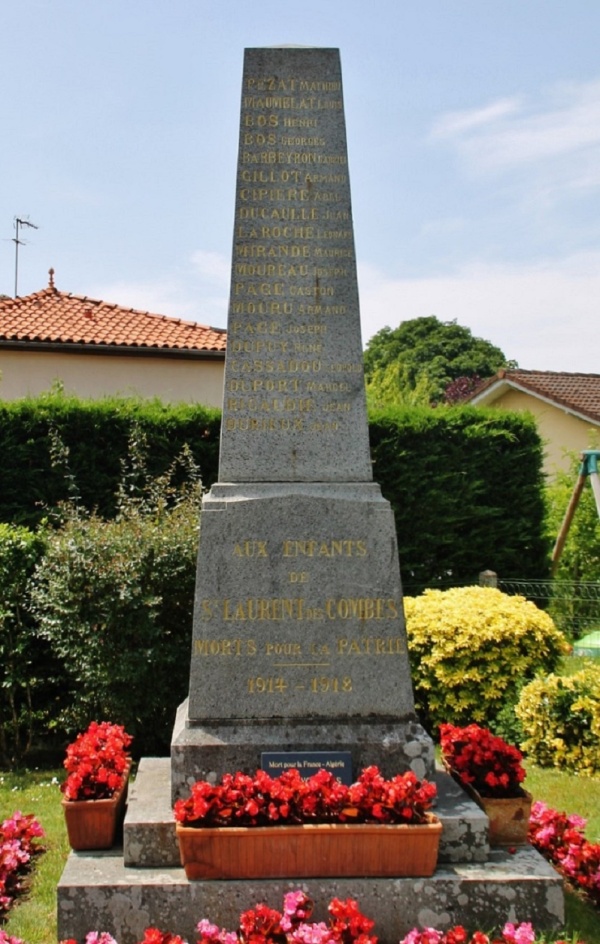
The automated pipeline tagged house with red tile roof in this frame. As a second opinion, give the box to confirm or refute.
[0,271,226,406]
[466,368,600,475]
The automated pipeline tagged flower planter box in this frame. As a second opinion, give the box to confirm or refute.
[62,763,130,851]
[466,786,532,847]
[176,815,442,880]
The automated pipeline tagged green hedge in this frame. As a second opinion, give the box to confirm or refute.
[0,394,220,527]
[0,397,548,592]
[369,405,549,593]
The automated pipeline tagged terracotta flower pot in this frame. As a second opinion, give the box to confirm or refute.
[469,787,532,846]
[176,815,442,880]
[62,763,131,851]
[442,763,531,846]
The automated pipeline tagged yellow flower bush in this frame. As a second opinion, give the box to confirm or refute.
[404,586,568,729]
[516,665,600,775]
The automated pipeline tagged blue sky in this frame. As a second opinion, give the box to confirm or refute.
[3,1,600,371]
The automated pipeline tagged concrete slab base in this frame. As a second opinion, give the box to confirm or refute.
[57,758,564,944]
[57,847,564,944]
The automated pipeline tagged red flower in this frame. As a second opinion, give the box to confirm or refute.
[174,767,436,828]
[61,721,132,801]
[439,724,526,799]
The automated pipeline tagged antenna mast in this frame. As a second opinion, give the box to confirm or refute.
[13,217,39,297]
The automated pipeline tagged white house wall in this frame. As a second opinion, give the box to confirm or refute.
[0,349,225,407]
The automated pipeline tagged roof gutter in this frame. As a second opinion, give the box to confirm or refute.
[0,340,226,361]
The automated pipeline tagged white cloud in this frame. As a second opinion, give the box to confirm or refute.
[191,249,230,285]
[432,97,521,138]
[431,78,600,180]
[357,253,600,373]
[89,250,231,327]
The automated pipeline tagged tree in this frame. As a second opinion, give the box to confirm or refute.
[364,316,515,406]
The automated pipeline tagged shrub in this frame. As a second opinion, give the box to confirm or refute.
[516,665,600,774]
[29,441,202,756]
[0,524,65,767]
[369,405,549,594]
[544,447,600,639]
[404,586,568,730]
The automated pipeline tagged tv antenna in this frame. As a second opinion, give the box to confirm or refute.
[12,217,39,297]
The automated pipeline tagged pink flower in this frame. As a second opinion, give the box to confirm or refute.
[501,923,535,944]
[86,933,119,944]
[290,923,333,944]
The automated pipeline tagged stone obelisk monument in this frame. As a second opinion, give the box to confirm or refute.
[57,48,565,944]
[172,46,434,796]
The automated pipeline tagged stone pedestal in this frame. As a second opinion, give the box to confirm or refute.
[57,760,564,944]
[173,482,434,798]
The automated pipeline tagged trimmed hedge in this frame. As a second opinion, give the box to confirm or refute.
[369,405,550,593]
[0,397,549,591]
[0,394,220,527]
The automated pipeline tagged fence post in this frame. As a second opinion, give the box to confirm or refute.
[479,570,498,588]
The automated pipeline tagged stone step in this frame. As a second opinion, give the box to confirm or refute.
[57,845,564,944]
[123,758,489,868]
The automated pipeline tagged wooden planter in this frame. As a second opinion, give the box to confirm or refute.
[176,815,442,880]
[62,764,130,851]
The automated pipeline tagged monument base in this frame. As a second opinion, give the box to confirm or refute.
[171,699,435,801]
[57,759,564,944]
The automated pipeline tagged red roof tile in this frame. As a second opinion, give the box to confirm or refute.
[469,369,600,423]
[0,284,227,355]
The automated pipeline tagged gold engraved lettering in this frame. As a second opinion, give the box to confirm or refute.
[322,401,351,413]
[225,417,305,432]
[289,571,309,583]
[310,420,339,431]
[286,323,327,335]
[228,358,321,374]
[310,676,352,693]
[230,320,282,335]
[232,540,269,558]
[226,396,315,413]
[194,638,257,656]
[247,677,289,693]
[232,301,293,316]
[290,285,335,297]
[230,339,289,354]
[265,642,302,656]
[325,598,399,620]
[237,243,311,258]
[282,539,367,558]
[337,636,406,656]
[283,116,319,128]
[243,114,279,128]
[297,305,346,316]
[228,378,300,393]
[223,598,306,621]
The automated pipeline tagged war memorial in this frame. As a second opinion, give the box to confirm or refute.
[57,47,564,943]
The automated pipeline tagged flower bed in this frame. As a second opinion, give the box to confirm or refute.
[56,891,586,944]
[529,800,600,908]
[0,810,44,920]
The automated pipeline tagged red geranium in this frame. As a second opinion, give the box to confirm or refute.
[439,723,526,799]
[62,721,132,801]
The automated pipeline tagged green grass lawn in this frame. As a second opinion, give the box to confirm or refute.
[2,764,599,944]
